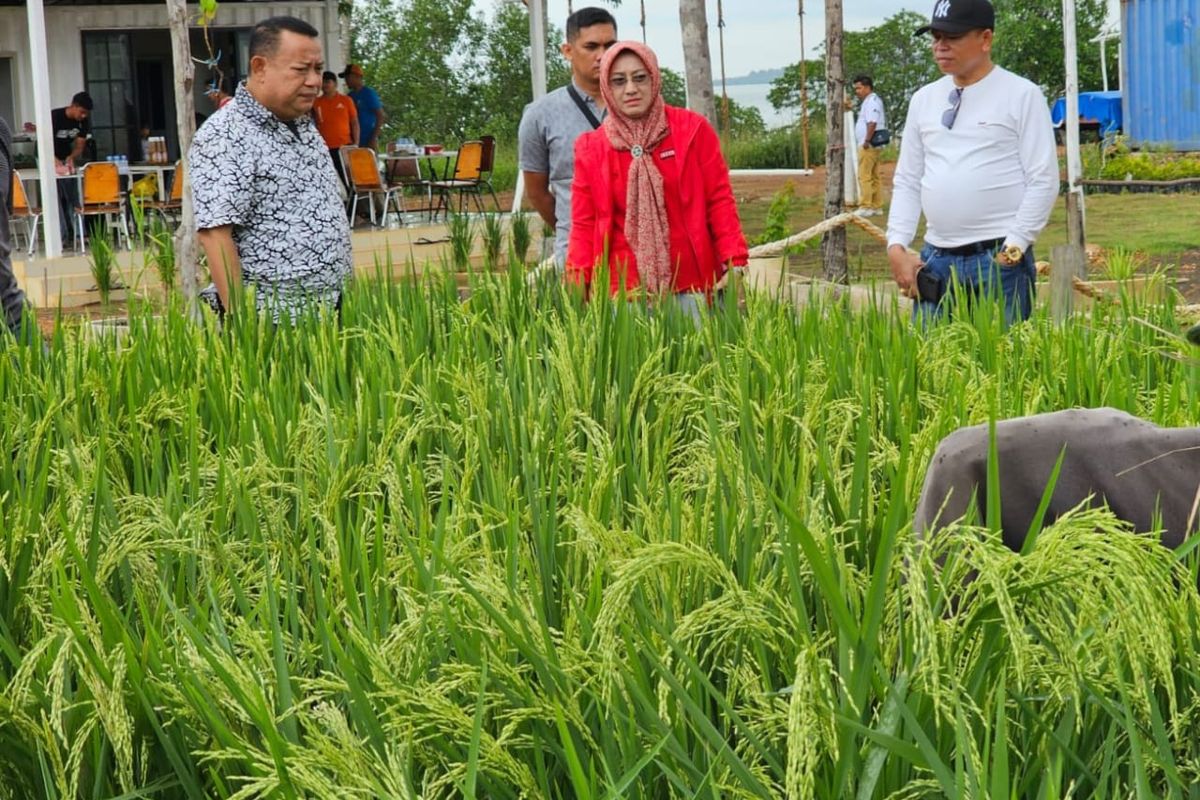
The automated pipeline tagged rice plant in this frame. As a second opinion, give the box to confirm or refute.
[448,212,475,271]
[87,220,117,307]
[510,210,532,267]
[0,272,1197,799]
[480,212,504,268]
[148,214,177,293]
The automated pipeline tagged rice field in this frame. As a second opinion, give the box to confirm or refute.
[2,268,1199,799]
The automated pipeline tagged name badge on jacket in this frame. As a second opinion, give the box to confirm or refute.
[659,149,676,159]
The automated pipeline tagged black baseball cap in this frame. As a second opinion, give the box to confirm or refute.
[915,0,995,35]
[322,70,337,82]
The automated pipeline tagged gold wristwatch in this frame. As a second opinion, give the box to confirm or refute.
[998,244,1023,265]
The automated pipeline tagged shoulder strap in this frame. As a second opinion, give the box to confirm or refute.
[566,85,603,130]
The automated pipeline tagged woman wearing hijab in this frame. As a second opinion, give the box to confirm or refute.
[567,41,748,313]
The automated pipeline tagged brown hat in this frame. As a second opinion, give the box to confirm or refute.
[338,64,364,79]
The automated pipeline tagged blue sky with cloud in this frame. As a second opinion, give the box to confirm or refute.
[538,0,1120,78]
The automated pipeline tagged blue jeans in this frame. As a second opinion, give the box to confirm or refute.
[912,242,1037,327]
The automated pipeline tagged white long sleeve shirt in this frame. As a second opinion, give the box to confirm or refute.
[886,66,1059,253]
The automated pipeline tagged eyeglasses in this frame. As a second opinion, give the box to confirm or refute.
[611,73,650,89]
[941,87,963,130]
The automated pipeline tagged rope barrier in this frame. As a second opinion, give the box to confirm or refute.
[523,209,1120,307]
[748,211,1116,304]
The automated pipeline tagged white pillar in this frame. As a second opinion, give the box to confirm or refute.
[1062,0,1086,247]
[26,0,62,258]
[325,0,343,85]
[514,0,548,214]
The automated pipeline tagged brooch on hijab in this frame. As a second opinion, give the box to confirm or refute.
[631,145,644,158]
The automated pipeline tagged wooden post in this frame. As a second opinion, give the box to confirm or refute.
[167,0,199,317]
[821,0,847,284]
[1051,244,1086,324]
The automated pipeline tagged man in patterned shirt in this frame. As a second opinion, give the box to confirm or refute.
[191,16,351,321]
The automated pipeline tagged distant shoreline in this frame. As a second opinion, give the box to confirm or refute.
[721,68,786,87]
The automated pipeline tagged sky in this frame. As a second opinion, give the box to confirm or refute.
[539,0,1121,80]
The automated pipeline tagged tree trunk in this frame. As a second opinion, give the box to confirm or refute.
[678,0,718,129]
[167,0,199,318]
[821,0,847,284]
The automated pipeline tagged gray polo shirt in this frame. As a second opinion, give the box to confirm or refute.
[517,81,604,262]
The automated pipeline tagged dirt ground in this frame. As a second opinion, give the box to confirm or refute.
[33,161,1196,334]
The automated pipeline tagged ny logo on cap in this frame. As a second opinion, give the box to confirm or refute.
[934,0,952,17]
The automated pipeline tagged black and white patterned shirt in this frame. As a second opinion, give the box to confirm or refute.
[191,83,351,320]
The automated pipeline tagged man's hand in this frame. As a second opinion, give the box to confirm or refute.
[888,244,922,299]
[197,226,243,312]
[523,171,556,230]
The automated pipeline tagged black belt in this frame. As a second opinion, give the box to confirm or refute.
[931,238,1004,256]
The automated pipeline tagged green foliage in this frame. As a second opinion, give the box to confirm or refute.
[1100,151,1200,181]
[754,182,797,246]
[770,4,1114,144]
[715,96,767,139]
[770,11,937,129]
[993,0,1114,95]
[661,67,687,107]
[725,125,826,170]
[0,274,1198,798]
[351,0,577,145]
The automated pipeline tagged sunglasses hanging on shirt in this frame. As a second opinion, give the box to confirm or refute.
[942,87,964,130]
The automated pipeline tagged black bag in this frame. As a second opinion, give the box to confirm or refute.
[869,129,891,148]
[915,267,945,304]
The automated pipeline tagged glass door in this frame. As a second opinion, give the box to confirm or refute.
[82,32,136,160]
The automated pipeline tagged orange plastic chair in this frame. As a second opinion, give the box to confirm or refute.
[77,161,130,252]
[430,140,485,219]
[9,172,43,256]
[344,147,404,226]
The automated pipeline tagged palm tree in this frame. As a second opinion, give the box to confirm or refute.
[822,0,847,283]
[678,0,718,129]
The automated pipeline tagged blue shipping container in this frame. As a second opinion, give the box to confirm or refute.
[1123,0,1200,149]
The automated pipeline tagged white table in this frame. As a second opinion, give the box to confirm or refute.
[380,150,458,181]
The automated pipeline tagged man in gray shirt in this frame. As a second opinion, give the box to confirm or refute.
[518,7,617,265]
[0,115,27,339]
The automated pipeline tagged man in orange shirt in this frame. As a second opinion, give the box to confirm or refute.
[311,70,359,190]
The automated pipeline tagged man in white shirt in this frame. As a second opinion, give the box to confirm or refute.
[886,0,1059,325]
[853,75,886,217]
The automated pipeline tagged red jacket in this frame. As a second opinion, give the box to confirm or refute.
[567,105,749,294]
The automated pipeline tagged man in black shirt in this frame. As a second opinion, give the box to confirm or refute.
[0,116,27,337]
[51,91,93,243]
